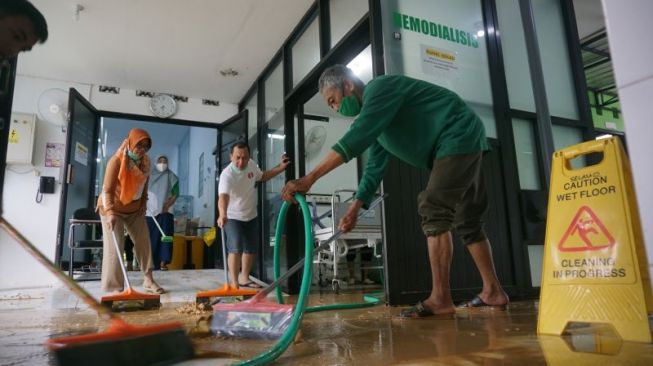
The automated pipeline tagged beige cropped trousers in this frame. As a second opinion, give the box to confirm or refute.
[100,211,153,292]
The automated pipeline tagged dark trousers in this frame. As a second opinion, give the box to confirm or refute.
[124,234,134,262]
[147,213,174,269]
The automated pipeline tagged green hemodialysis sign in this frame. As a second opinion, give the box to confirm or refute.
[393,12,479,49]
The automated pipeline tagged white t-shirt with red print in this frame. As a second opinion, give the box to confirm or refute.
[218,160,263,221]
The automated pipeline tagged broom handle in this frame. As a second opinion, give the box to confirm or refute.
[148,210,169,238]
[0,217,116,320]
[253,193,386,301]
[221,227,229,285]
[110,230,132,289]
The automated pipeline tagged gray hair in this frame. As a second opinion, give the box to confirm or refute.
[318,65,365,94]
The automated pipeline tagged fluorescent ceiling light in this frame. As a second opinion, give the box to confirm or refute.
[267,133,285,140]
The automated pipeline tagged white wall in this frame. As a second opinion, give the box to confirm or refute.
[187,127,218,228]
[90,85,236,124]
[0,76,91,290]
[602,0,653,288]
[0,75,236,290]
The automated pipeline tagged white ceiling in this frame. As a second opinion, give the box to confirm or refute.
[17,0,314,105]
[17,1,605,110]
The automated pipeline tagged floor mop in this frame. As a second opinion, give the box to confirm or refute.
[100,230,161,311]
[0,218,194,366]
[210,194,386,340]
[195,227,259,305]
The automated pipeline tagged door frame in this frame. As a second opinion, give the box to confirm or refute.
[216,110,248,171]
[55,88,100,266]
[214,110,248,270]
[0,58,18,215]
[55,102,226,267]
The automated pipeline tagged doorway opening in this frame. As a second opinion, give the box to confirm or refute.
[57,90,222,278]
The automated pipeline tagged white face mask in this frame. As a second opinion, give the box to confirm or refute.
[156,163,167,172]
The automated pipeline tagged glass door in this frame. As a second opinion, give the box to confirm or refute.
[260,110,287,282]
[56,88,100,268]
[216,111,248,269]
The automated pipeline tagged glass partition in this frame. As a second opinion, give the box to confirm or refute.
[496,0,580,120]
[261,111,287,280]
[552,124,584,169]
[330,0,368,47]
[245,92,259,159]
[346,45,373,83]
[265,63,284,122]
[552,124,583,151]
[513,118,541,190]
[380,0,497,137]
[292,16,320,87]
[302,94,358,197]
[533,0,579,120]
[495,0,535,113]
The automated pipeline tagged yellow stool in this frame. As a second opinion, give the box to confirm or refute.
[169,235,204,270]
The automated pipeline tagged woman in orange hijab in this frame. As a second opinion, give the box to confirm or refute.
[97,128,164,294]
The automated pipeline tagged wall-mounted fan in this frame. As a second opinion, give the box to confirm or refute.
[37,88,69,132]
[305,125,327,157]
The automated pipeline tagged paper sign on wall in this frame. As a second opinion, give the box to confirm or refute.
[9,129,19,144]
[421,44,459,80]
[74,142,88,166]
[45,142,65,167]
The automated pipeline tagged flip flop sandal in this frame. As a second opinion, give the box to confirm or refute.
[143,282,166,294]
[399,301,433,318]
[456,295,507,310]
[238,281,263,289]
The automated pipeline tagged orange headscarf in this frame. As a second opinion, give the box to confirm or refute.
[115,128,151,205]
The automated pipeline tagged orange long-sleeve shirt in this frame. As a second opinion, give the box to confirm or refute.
[96,155,149,216]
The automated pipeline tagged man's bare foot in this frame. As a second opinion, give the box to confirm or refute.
[457,290,509,309]
[399,297,456,318]
[478,288,509,306]
[422,297,456,315]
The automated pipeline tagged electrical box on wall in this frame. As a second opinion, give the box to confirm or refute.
[6,112,36,165]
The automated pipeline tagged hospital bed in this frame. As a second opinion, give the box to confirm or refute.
[311,189,383,293]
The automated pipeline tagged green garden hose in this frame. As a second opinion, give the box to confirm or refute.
[236,194,383,365]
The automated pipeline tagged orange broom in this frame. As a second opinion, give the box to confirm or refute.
[195,227,259,304]
[0,218,194,365]
[100,230,160,310]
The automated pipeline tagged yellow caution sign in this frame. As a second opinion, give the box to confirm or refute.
[539,331,647,365]
[538,137,653,343]
[9,129,19,143]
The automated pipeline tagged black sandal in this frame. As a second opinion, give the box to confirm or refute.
[239,281,263,289]
[457,295,507,310]
[399,301,436,318]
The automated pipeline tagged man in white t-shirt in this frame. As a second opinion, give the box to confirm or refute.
[217,142,290,288]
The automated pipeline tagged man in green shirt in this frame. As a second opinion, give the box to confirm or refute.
[281,65,509,317]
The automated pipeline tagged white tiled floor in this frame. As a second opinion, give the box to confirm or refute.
[0,269,266,311]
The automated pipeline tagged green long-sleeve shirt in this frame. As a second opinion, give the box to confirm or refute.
[331,75,489,206]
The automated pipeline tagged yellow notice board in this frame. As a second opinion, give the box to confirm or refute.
[538,137,652,342]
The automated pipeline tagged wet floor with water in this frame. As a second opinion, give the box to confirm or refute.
[1,290,652,365]
[1,270,651,365]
